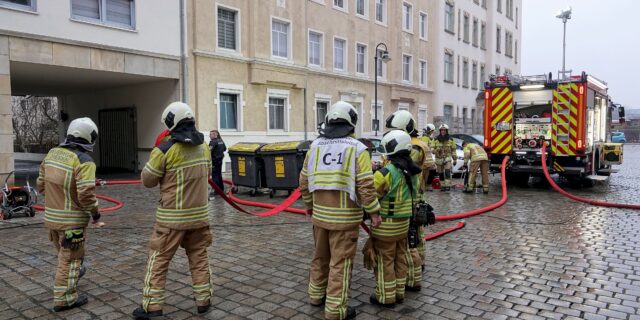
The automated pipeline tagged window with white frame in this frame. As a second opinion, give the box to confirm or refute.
[462,58,469,88]
[268,92,288,131]
[515,40,518,64]
[506,0,513,19]
[471,61,478,89]
[219,93,239,130]
[71,0,135,29]
[444,51,454,83]
[505,31,513,57]
[272,19,290,59]
[479,63,486,90]
[356,43,367,74]
[402,2,412,32]
[316,100,329,126]
[333,0,346,11]
[480,21,486,49]
[0,0,36,11]
[375,0,386,23]
[398,103,409,111]
[419,60,427,87]
[356,0,366,17]
[495,65,501,75]
[472,18,478,46]
[496,25,501,53]
[444,2,454,33]
[402,54,412,82]
[463,13,470,43]
[333,38,346,71]
[217,6,238,50]
[471,109,476,128]
[497,0,502,13]
[462,108,468,127]
[308,31,323,67]
[419,12,427,39]
[482,0,486,8]
[443,105,453,125]
[418,107,427,130]
[376,49,387,78]
[516,7,518,28]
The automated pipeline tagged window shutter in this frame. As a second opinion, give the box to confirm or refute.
[71,0,100,19]
[106,0,133,25]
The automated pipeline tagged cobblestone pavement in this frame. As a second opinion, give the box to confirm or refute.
[1,146,640,319]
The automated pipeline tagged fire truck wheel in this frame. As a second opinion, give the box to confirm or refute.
[507,172,530,188]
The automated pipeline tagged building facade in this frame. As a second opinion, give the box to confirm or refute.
[430,0,521,134]
[0,0,182,180]
[187,0,435,166]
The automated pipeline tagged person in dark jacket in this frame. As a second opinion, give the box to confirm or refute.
[209,130,226,192]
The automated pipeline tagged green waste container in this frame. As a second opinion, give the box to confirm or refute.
[228,142,267,196]
[259,141,311,198]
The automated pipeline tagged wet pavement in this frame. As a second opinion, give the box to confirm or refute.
[1,146,640,319]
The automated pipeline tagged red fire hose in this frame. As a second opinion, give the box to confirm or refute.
[541,143,640,209]
[422,156,510,240]
[33,195,124,213]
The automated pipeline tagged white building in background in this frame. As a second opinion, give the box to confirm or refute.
[0,0,182,180]
[430,0,521,134]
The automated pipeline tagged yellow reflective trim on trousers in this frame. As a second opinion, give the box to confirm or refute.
[143,251,160,310]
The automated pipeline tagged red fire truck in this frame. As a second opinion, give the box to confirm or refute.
[483,72,624,187]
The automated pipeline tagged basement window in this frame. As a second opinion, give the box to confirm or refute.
[0,0,37,12]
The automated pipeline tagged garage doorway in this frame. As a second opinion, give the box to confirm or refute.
[98,108,138,173]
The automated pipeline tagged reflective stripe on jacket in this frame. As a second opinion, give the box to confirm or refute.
[142,141,212,230]
[463,143,488,164]
[37,147,97,230]
[431,136,457,165]
[299,137,381,231]
[372,164,418,239]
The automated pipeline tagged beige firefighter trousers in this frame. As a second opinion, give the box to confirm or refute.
[373,237,408,304]
[406,227,425,288]
[436,162,454,188]
[141,224,213,312]
[308,226,359,320]
[49,229,85,307]
[467,160,490,191]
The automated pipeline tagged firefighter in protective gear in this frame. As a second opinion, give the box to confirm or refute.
[431,124,457,191]
[133,102,214,319]
[384,111,430,291]
[420,124,438,192]
[37,117,101,312]
[462,141,490,194]
[300,101,381,320]
[369,130,421,307]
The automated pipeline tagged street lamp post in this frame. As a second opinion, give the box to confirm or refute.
[555,7,572,79]
[374,42,390,136]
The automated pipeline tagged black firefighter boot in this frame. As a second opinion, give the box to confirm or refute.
[53,295,88,312]
[345,306,357,319]
[132,306,163,319]
[370,294,396,308]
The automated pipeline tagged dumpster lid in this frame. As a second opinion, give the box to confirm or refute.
[228,142,265,153]
[260,141,310,152]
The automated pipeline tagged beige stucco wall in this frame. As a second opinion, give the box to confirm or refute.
[188,0,434,143]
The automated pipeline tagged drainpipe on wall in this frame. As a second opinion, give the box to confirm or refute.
[179,0,188,103]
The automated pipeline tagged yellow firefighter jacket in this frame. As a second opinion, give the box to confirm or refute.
[299,136,381,231]
[431,136,457,165]
[463,143,488,165]
[142,140,212,230]
[372,164,419,240]
[37,147,98,231]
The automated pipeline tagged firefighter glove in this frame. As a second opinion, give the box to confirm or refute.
[61,229,85,250]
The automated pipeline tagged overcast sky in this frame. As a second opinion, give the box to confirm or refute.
[522,0,640,108]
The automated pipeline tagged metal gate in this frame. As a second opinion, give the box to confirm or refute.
[99,108,138,172]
